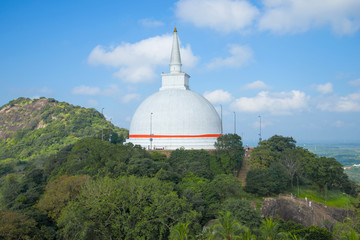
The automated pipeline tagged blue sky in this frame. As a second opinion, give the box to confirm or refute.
[1,0,360,145]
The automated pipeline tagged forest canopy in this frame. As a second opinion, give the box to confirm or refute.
[0,99,358,239]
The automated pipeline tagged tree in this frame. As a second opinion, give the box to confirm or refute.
[215,134,244,175]
[267,162,290,194]
[36,175,90,221]
[304,156,349,191]
[50,139,150,179]
[209,174,244,202]
[262,135,296,152]
[281,148,301,187]
[245,163,289,195]
[244,168,272,195]
[169,149,214,180]
[57,176,199,240]
[305,226,333,240]
[205,211,249,240]
[0,211,37,240]
[169,223,194,240]
[1,174,21,210]
[250,135,296,168]
[260,218,287,240]
[221,199,262,229]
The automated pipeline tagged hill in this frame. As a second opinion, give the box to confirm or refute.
[0,97,128,174]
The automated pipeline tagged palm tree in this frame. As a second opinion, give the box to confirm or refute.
[169,222,193,240]
[208,211,249,240]
[260,218,287,240]
[342,230,359,240]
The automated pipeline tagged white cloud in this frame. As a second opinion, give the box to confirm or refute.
[259,0,360,35]
[207,44,253,69]
[349,78,360,87]
[72,84,120,96]
[175,0,259,33]
[114,66,157,83]
[317,92,360,112]
[243,80,269,90]
[88,34,198,83]
[231,90,310,115]
[204,89,233,104]
[72,86,101,95]
[315,82,333,94]
[122,93,141,103]
[139,18,164,27]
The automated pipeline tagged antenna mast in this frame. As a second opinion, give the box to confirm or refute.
[233,112,236,134]
[258,115,262,143]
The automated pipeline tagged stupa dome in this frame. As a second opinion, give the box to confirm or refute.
[126,29,221,150]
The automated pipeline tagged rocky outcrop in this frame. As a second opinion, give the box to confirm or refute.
[261,196,348,227]
[0,98,52,139]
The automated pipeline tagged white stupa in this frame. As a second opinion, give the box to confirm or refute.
[126,28,221,150]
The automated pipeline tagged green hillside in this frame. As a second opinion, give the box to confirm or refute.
[0,100,358,239]
[0,97,128,174]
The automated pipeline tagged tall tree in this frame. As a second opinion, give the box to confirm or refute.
[36,175,90,221]
[215,134,244,175]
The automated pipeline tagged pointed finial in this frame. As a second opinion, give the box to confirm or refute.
[170,28,182,73]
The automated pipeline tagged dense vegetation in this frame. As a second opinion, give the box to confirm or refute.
[0,97,128,176]
[0,135,359,239]
[0,98,359,239]
[246,135,358,197]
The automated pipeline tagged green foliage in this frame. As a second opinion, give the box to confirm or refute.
[250,135,296,168]
[277,219,306,237]
[305,226,333,240]
[260,218,288,240]
[210,174,244,202]
[169,149,214,180]
[169,222,194,240]
[215,134,244,174]
[0,97,128,174]
[1,168,46,212]
[57,176,199,240]
[245,163,290,196]
[203,211,250,240]
[178,173,244,225]
[50,139,148,179]
[333,220,360,240]
[221,199,262,229]
[290,186,356,208]
[248,135,358,197]
[36,174,90,221]
[0,211,38,240]
[302,156,357,196]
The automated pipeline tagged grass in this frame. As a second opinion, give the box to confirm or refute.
[288,186,354,208]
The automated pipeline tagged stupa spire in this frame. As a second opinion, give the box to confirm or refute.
[170,27,182,73]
